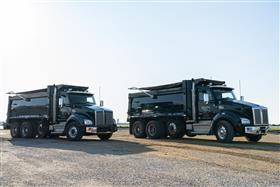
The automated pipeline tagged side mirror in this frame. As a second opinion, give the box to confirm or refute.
[203,93,209,104]
[100,100,104,107]
[59,98,63,107]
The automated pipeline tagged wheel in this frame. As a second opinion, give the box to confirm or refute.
[37,123,50,138]
[245,134,262,142]
[66,122,84,141]
[132,121,146,138]
[10,122,20,138]
[186,131,196,137]
[167,120,185,139]
[215,120,234,143]
[98,133,112,141]
[146,120,163,139]
[20,121,34,138]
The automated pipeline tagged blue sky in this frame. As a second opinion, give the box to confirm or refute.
[0,0,279,123]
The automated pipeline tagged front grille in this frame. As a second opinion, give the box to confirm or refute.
[95,111,104,126]
[253,109,261,124]
[95,111,114,127]
[262,109,269,124]
[105,111,114,125]
[252,108,269,125]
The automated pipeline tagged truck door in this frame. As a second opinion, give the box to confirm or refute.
[58,94,71,122]
[191,87,217,134]
[197,88,216,121]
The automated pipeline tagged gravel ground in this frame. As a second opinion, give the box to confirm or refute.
[0,129,279,187]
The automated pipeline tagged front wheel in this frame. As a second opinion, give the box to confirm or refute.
[245,134,262,142]
[98,133,112,141]
[66,122,84,141]
[214,120,234,143]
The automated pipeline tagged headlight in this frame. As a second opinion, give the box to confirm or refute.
[84,119,93,125]
[241,118,250,124]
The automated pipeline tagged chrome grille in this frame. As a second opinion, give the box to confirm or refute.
[95,111,104,126]
[105,111,114,125]
[252,108,269,125]
[262,109,269,124]
[95,111,114,127]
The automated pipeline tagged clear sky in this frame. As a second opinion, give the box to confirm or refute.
[0,0,279,123]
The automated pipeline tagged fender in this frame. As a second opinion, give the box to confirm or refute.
[64,113,91,133]
[210,111,242,134]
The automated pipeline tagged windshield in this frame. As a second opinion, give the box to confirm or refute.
[68,94,96,105]
[212,89,236,101]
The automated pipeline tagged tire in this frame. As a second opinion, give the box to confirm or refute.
[186,131,196,137]
[20,121,34,138]
[98,133,112,141]
[245,134,262,142]
[132,121,146,138]
[146,120,163,139]
[167,120,185,139]
[66,121,84,141]
[37,122,50,138]
[10,122,20,138]
[214,120,234,143]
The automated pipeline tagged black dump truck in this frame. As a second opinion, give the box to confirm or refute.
[128,78,269,143]
[7,84,117,141]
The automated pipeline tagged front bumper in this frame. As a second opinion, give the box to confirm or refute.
[245,125,269,135]
[86,127,98,134]
[86,124,118,134]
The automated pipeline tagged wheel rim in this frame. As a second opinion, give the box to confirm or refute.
[168,123,177,135]
[135,126,142,135]
[68,126,78,138]
[217,125,227,140]
[148,125,156,136]
[21,127,29,136]
[22,127,28,136]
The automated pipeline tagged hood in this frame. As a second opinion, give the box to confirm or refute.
[232,100,258,107]
[71,104,113,121]
[85,105,113,112]
[75,104,113,112]
[231,100,265,108]
[219,100,254,120]
[219,99,267,121]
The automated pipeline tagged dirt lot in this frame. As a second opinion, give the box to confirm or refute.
[0,129,279,187]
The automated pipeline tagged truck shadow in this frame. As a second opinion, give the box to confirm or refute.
[9,137,154,156]
[164,137,280,152]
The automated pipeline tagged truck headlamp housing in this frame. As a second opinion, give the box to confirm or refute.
[241,118,250,125]
[84,119,93,125]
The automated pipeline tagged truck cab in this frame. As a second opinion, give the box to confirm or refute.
[193,84,269,142]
